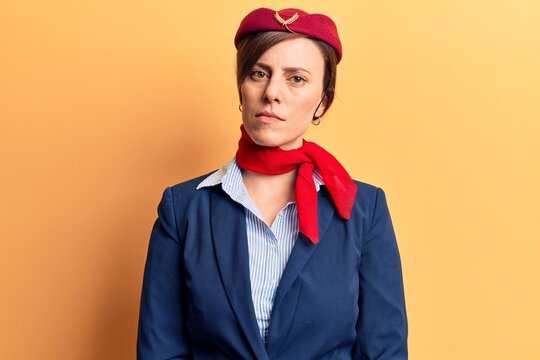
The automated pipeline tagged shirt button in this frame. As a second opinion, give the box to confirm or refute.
[268,278,276,286]
[270,243,277,250]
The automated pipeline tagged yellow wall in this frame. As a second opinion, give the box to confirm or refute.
[1,1,539,358]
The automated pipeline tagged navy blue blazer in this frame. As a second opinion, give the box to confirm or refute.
[137,173,408,359]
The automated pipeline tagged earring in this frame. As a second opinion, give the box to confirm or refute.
[311,90,327,125]
[238,104,243,113]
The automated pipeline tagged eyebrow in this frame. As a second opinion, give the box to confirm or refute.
[254,62,312,75]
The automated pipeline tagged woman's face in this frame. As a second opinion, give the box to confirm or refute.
[240,37,326,150]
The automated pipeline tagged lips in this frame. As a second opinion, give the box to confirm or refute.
[255,111,284,121]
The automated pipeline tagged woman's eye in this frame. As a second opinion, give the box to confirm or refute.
[291,76,307,84]
[251,71,267,79]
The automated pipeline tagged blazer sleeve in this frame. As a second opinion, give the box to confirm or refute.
[137,187,192,359]
[354,187,408,359]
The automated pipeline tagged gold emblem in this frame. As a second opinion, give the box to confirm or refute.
[273,11,299,32]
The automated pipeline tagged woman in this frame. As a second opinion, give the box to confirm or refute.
[137,7,407,359]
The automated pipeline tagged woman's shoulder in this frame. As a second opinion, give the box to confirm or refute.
[154,170,221,222]
[168,160,234,196]
[168,171,216,193]
[160,170,222,205]
[353,179,379,193]
[353,179,380,199]
[351,179,391,214]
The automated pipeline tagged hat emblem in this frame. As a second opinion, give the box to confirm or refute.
[273,11,299,32]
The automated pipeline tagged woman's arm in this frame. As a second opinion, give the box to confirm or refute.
[354,187,408,359]
[137,187,192,359]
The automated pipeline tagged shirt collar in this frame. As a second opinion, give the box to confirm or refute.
[196,157,325,192]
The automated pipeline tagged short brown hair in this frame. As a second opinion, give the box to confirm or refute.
[236,31,338,118]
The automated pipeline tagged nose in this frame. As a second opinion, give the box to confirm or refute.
[263,75,283,104]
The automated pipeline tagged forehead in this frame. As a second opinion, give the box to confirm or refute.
[256,37,325,73]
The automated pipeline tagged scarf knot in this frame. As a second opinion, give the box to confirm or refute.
[235,125,357,243]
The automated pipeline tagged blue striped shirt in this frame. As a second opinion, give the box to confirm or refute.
[197,158,323,344]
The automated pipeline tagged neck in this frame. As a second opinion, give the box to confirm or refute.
[241,168,298,202]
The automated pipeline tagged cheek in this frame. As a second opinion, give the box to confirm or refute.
[239,83,247,104]
[291,102,316,132]
[293,91,321,115]
[241,81,263,102]
[240,82,253,104]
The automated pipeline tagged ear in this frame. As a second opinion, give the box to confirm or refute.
[314,94,328,118]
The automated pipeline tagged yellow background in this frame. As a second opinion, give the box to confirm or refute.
[1,0,539,358]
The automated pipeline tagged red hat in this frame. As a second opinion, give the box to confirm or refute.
[234,7,342,63]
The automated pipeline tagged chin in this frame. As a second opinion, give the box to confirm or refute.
[254,132,302,149]
[250,132,282,148]
[244,123,303,149]
[242,123,270,143]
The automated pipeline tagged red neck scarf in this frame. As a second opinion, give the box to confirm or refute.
[235,125,357,244]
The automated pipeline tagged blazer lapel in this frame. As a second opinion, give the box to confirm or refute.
[266,188,335,352]
[210,188,268,359]
[271,188,335,311]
